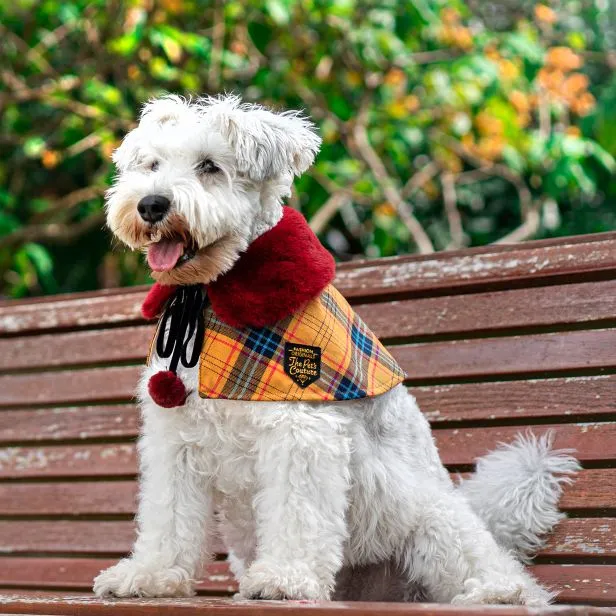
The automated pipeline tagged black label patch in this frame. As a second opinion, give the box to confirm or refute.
[284,342,321,388]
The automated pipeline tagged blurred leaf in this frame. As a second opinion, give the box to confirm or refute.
[1,0,615,299]
[23,137,45,158]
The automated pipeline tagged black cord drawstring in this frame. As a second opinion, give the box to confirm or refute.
[156,285,207,374]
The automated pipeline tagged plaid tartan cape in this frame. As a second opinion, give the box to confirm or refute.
[198,284,405,402]
[144,207,405,404]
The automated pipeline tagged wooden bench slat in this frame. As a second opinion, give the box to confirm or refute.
[543,518,616,558]
[0,444,136,479]
[0,522,136,555]
[558,469,616,511]
[2,422,613,479]
[0,521,226,556]
[1,518,612,560]
[355,279,616,340]
[2,234,615,337]
[0,406,138,444]
[0,558,236,594]
[0,367,141,407]
[529,564,616,605]
[335,234,616,299]
[4,279,616,374]
[0,291,145,336]
[414,375,616,424]
[395,329,616,382]
[434,422,616,467]
[0,595,605,616]
[3,328,616,407]
[0,471,613,517]
[0,483,137,516]
[0,557,612,605]
[0,327,153,372]
[2,375,614,446]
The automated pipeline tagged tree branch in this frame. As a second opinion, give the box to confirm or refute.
[309,170,374,206]
[309,191,352,235]
[0,213,106,247]
[494,208,541,244]
[434,131,532,216]
[401,160,440,199]
[441,171,466,249]
[352,120,434,254]
[208,0,225,91]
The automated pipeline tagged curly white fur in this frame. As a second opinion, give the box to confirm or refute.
[94,94,578,605]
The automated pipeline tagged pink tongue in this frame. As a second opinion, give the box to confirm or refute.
[147,239,184,272]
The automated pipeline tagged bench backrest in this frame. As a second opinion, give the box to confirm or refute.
[1,232,615,605]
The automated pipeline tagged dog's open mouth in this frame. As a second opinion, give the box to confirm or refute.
[146,232,197,272]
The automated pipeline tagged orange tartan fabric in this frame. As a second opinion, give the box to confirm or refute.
[197,284,405,402]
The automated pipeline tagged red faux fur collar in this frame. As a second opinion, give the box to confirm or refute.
[141,207,335,328]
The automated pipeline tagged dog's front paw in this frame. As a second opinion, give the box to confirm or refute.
[93,558,194,598]
[237,560,329,600]
[451,577,551,607]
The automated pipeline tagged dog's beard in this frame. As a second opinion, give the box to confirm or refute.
[110,206,247,286]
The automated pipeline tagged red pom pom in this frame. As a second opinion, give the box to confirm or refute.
[148,371,187,408]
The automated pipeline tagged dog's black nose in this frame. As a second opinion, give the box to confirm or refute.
[137,195,170,223]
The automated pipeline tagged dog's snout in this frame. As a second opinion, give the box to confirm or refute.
[137,195,170,224]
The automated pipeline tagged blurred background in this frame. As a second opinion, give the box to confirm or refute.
[1,0,615,299]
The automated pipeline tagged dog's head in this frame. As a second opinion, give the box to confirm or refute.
[106,94,321,285]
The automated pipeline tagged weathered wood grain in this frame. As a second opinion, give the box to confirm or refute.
[3,328,616,407]
[413,375,616,424]
[0,594,607,616]
[0,557,613,605]
[2,233,616,336]
[335,233,616,299]
[0,367,141,407]
[1,422,612,479]
[0,521,226,556]
[354,279,616,340]
[0,558,236,593]
[542,518,616,559]
[4,280,616,373]
[529,564,616,605]
[0,443,136,479]
[0,471,612,517]
[1,375,614,447]
[434,422,616,467]
[558,470,616,512]
[1,518,612,560]
[0,483,137,516]
[394,329,616,382]
[0,406,139,444]
[0,290,145,336]
[0,327,153,372]
[0,522,136,555]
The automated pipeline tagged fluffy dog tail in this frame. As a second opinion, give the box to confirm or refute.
[458,431,580,563]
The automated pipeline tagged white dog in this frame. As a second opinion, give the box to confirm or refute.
[93,95,578,605]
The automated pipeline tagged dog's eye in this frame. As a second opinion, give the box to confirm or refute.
[150,160,160,172]
[196,159,220,174]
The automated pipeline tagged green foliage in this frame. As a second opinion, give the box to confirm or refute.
[1,0,615,297]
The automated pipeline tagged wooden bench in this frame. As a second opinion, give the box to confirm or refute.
[0,231,615,615]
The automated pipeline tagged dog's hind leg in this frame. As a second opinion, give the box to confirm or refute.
[401,486,552,606]
[237,403,351,600]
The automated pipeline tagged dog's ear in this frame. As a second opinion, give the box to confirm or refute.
[112,129,141,173]
[201,95,321,181]
[140,95,191,127]
[112,96,192,172]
